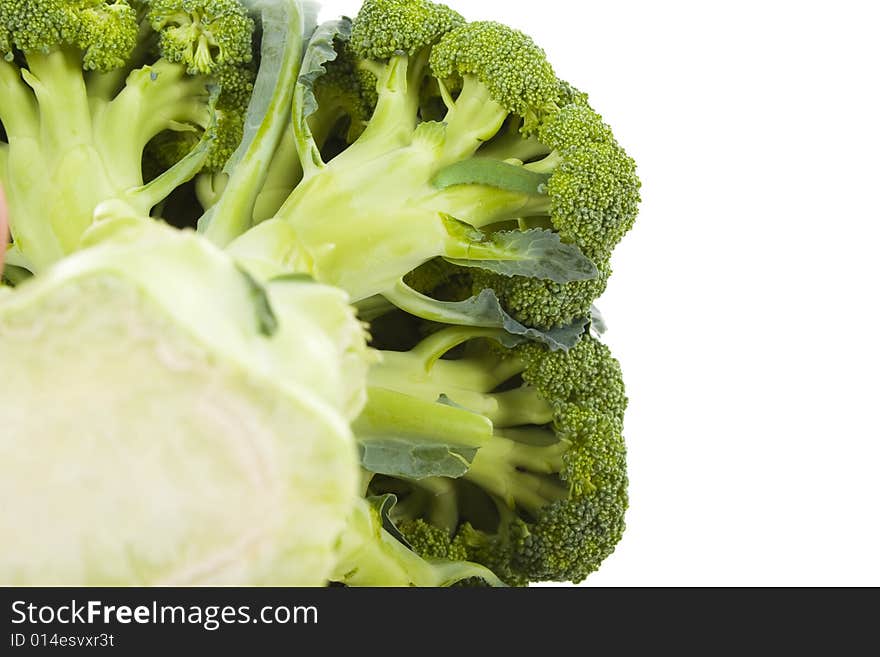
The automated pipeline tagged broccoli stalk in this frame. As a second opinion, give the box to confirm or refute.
[361,324,629,585]
[0,0,254,272]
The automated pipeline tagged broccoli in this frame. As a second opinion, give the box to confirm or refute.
[0,0,255,272]
[208,0,639,340]
[1,0,641,587]
[330,495,505,586]
[358,325,629,585]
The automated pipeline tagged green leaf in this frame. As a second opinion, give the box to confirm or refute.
[366,494,413,549]
[359,439,477,479]
[293,18,353,173]
[297,18,353,121]
[589,304,607,336]
[432,159,551,196]
[224,1,303,174]
[237,266,278,337]
[354,387,489,478]
[199,0,307,245]
[444,228,597,283]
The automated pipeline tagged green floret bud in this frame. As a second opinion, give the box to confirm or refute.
[512,402,628,583]
[548,143,641,257]
[458,520,529,587]
[204,64,253,169]
[517,334,628,424]
[555,404,627,495]
[470,104,640,329]
[471,270,608,331]
[480,139,639,329]
[404,258,472,300]
[350,0,464,60]
[397,518,468,562]
[149,0,254,74]
[1,0,139,70]
[75,0,140,71]
[430,21,559,122]
[514,479,627,583]
[539,93,617,151]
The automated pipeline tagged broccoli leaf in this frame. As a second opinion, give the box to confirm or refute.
[444,228,597,283]
[293,17,353,173]
[224,0,303,174]
[199,0,307,245]
[237,266,279,337]
[367,494,414,549]
[358,439,478,479]
[589,303,607,336]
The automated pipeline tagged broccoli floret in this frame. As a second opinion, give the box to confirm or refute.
[329,496,504,586]
[148,0,254,75]
[211,0,638,337]
[472,93,641,328]
[0,0,255,271]
[361,325,629,584]
[397,518,469,562]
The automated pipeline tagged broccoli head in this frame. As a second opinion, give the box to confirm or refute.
[358,324,629,585]
[0,0,255,271]
[212,0,639,344]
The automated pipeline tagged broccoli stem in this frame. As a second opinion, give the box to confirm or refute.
[382,280,497,327]
[355,386,494,453]
[429,183,551,228]
[331,497,504,586]
[335,52,426,165]
[413,477,460,533]
[477,121,550,162]
[353,294,397,322]
[195,171,229,210]
[224,216,312,281]
[372,325,524,395]
[0,60,38,137]
[487,387,554,427]
[439,75,510,165]
[466,438,568,515]
[9,50,105,267]
[99,62,211,189]
[383,478,459,533]
[366,327,553,427]
[3,50,219,270]
[124,124,215,210]
[524,151,562,175]
[23,49,92,152]
[251,126,304,223]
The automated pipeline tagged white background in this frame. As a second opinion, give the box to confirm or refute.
[317,0,880,585]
